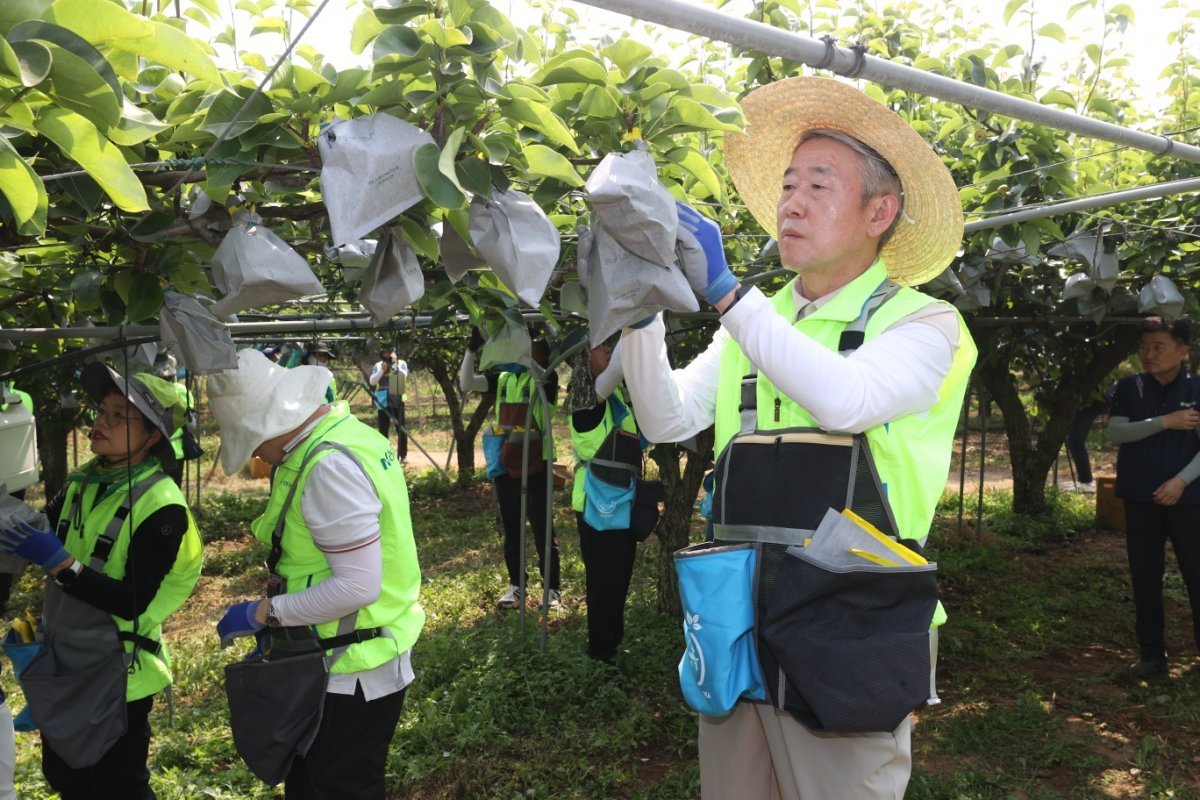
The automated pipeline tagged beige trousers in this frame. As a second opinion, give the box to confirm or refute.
[698,703,912,800]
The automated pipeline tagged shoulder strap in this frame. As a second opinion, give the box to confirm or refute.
[738,279,899,435]
[90,472,170,570]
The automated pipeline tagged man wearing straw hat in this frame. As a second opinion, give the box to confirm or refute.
[207,349,424,799]
[619,76,976,798]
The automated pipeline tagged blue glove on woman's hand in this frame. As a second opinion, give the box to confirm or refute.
[0,522,70,570]
[675,201,737,306]
[217,600,265,647]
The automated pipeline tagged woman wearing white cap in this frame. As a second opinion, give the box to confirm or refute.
[0,362,203,798]
[209,349,424,799]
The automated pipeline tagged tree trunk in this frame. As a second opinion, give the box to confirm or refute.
[39,407,74,502]
[973,324,1140,517]
[427,359,493,488]
[649,426,715,617]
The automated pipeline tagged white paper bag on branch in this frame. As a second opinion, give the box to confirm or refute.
[359,226,425,324]
[468,188,560,307]
[210,212,324,317]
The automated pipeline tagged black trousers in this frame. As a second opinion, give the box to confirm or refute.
[1124,501,1200,661]
[285,685,407,800]
[494,471,560,589]
[43,694,155,800]
[576,512,639,661]
[1065,410,1100,484]
[376,401,407,459]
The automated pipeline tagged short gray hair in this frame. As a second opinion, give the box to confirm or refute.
[796,129,905,250]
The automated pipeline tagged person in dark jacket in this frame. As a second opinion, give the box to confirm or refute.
[1108,317,1200,679]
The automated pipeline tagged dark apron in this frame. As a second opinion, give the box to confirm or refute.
[20,582,129,768]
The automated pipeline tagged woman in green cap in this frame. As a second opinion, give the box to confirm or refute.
[0,362,203,799]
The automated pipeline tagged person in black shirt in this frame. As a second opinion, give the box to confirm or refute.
[1108,317,1200,679]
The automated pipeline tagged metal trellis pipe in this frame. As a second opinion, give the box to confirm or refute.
[964,177,1200,232]
[573,0,1200,164]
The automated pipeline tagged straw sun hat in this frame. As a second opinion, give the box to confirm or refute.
[206,348,332,475]
[725,76,963,287]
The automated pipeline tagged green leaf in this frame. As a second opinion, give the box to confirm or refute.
[535,56,607,87]
[37,42,122,130]
[113,271,163,323]
[522,143,583,187]
[601,38,651,75]
[0,134,47,235]
[414,142,466,208]
[1,39,51,86]
[1036,23,1066,42]
[664,146,721,199]
[69,270,103,310]
[499,98,579,154]
[106,101,168,146]
[250,17,288,37]
[1039,89,1076,108]
[47,0,223,86]
[438,126,467,192]
[199,87,273,139]
[656,96,742,134]
[457,156,491,196]
[397,218,438,261]
[418,19,470,49]
[1002,0,1026,25]
[0,0,51,32]
[35,107,149,212]
[576,85,619,118]
[292,64,331,93]
[371,0,432,25]
[372,24,426,59]
[7,19,121,102]
[350,9,385,53]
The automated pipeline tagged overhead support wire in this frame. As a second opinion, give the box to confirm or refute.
[964,176,1200,232]
[572,0,1200,164]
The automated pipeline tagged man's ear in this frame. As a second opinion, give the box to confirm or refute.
[866,194,900,239]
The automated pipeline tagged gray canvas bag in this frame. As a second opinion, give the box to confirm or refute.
[20,472,169,768]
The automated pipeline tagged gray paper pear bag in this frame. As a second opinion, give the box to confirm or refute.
[438,222,482,284]
[318,114,435,246]
[360,226,426,324]
[585,150,679,267]
[160,292,238,374]
[479,318,532,371]
[580,222,698,347]
[468,189,560,307]
[210,212,324,317]
[1138,275,1185,320]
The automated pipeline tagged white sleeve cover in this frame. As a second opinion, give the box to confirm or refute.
[459,349,488,393]
[270,451,384,627]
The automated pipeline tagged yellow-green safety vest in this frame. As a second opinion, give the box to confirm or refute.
[60,458,203,701]
[169,383,193,460]
[251,403,425,673]
[569,386,640,512]
[495,371,555,461]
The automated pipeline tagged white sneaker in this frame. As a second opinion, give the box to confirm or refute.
[1075,481,1097,494]
[496,585,524,610]
[543,589,562,611]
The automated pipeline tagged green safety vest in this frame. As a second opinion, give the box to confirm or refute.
[495,371,554,461]
[251,403,425,673]
[569,387,639,512]
[715,260,977,545]
[60,458,203,701]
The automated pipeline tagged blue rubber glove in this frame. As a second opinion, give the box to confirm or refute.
[675,201,737,306]
[0,522,70,570]
[217,600,265,648]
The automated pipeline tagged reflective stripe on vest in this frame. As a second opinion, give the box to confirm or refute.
[251,403,425,674]
[715,260,976,543]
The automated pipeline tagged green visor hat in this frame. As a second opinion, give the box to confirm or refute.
[81,362,185,446]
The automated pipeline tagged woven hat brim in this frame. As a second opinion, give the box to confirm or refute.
[725,76,963,287]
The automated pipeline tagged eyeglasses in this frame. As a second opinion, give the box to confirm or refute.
[93,408,139,428]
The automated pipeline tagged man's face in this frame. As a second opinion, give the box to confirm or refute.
[775,137,896,279]
[1138,330,1189,383]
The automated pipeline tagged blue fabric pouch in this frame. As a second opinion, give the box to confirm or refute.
[482,430,506,480]
[674,541,765,717]
[2,630,43,731]
[583,468,636,531]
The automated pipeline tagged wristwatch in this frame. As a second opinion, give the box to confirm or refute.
[54,559,84,588]
[264,599,282,628]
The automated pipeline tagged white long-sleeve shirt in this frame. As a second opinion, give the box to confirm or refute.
[270,414,413,700]
[620,280,961,443]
